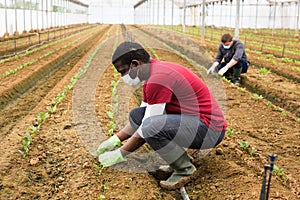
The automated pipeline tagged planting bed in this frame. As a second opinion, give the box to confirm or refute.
[0,24,299,200]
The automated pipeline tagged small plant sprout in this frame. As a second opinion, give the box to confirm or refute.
[250,147,257,156]
[37,112,50,124]
[273,165,288,182]
[222,76,231,83]
[98,195,106,200]
[18,132,34,155]
[102,182,108,193]
[258,67,271,75]
[226,127,233,136]
[238,141,250,150]
[93,163,104,175]
[108,128,114,136]
[297,118,300,123]
[29,125,40,133]
[46,105,57,113]
[106,111,114,120]
[266,101,272,107]
[239,87,246,92]
[281,109,287,116]
[252,93,264,101]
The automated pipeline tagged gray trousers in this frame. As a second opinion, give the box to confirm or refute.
[129,107,225,156]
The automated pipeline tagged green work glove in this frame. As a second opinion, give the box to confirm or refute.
[91,135,122,157]
[98,148,127,167]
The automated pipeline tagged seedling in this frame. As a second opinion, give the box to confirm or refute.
[47,105,57,113]
[258,67,271,75]
[239,87,246,92]
[281,110,287,116]
[102,182,108,193]
[238,141,250,150]
[18,132,34,155]
[252,93,263,101]
[266,101,272,107]
[29,125,40,133]
[250,147,257,156]
[273,165,288,182]
[98,195,105,200]
[37,112,50,124]
[226,127,233,136]
[106,111,114,120]
[93,163,104,175]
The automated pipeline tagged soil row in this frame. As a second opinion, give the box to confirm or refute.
[0,25,115,199]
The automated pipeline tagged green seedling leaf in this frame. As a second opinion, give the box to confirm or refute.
[266,101,272,107]
[108,128,114,136]
[258,67,271,75]
[250,147,257,156]
[226,127,233,136]
[29,125,40,133]
[106,111,114,119]
[252,93,263,101]
[238,141,250,150]
[47,105,57,113]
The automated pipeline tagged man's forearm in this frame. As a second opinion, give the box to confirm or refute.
[120,132,145,156]
[116,122,136,141]
[226,59,238,68]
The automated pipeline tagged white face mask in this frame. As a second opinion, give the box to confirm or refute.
[122,68,141,86]
[223,45,231,49]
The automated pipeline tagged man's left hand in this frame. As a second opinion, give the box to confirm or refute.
[218,66,229,76]
[98,148,127,167]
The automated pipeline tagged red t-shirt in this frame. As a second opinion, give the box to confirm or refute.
[143,59,227,131]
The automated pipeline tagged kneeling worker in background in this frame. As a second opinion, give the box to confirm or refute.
[207,33,250,85]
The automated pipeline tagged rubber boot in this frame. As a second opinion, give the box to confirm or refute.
[158,154,194,173]
[232,67,242,85]
[159,146,196,190]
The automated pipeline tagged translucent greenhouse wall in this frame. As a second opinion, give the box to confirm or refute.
[88,1,134,24]
[134,0,181,25]
[134,0,300,29]
[0,0,88,37]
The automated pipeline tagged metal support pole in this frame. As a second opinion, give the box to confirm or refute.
[234,0,240,39]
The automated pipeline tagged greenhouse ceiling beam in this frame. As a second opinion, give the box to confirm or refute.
[266,0,298,4]
[134,0,182,9]
[71,0,89,8]
[178,0,298,8]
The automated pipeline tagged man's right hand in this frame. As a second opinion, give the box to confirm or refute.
[91,135,122,157]
[207,62,218,74]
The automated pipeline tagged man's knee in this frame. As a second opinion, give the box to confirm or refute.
[129,107,146,129]
[141,116,166,138]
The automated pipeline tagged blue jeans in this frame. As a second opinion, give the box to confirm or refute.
[129,107,225,155]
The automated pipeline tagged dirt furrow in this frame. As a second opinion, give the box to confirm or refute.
[0,25,109,138]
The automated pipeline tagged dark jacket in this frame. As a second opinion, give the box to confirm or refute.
[214,40,249,65]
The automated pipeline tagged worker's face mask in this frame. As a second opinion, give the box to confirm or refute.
[122,64,141,86]
[223,45,231,49]
[223,41,232,49]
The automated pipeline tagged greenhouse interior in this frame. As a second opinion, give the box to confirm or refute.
[0,0,299,200]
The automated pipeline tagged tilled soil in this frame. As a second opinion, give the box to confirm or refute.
[0,24,299,200]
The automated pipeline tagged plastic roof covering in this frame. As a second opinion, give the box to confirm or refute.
[171,0,298,7]
[134,0,298,7]
[82,0,298,7]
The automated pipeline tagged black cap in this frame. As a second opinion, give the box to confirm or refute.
[112,41,145,64]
